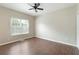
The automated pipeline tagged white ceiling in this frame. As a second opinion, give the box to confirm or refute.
[0,3,76,16]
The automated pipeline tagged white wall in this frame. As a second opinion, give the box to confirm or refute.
[36,6,76,46]
[77,15,79,48]
[77,4,79,48]
[0,5,77,46]
[0,6,35,45]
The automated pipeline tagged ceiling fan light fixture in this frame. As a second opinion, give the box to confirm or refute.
[28,3,44,12]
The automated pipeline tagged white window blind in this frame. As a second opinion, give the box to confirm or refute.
[11,17,29,35]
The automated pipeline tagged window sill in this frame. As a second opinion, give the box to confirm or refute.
[11,32,29,36]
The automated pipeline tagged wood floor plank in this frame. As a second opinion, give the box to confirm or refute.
[0,37,79,55]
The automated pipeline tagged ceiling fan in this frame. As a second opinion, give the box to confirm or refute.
[28,3,44,12]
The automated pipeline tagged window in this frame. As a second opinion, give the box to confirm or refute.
[11,17,29,35]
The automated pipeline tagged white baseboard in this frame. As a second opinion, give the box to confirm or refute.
[0,39,19,46]
[0,37,34,46]
[36,36,77,47]
[0,36,77,48]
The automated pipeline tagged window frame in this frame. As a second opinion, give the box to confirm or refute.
[11,17,29,36]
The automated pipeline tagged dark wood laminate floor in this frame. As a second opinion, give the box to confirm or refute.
[0,37,79,55]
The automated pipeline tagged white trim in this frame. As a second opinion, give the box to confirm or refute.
[0,37,34,46]
[11,32,29,36]
[0,36,77,48]
[36,36,77,47]
[0,39,19,46]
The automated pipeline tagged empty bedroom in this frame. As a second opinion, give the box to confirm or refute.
[0,3,79,55]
